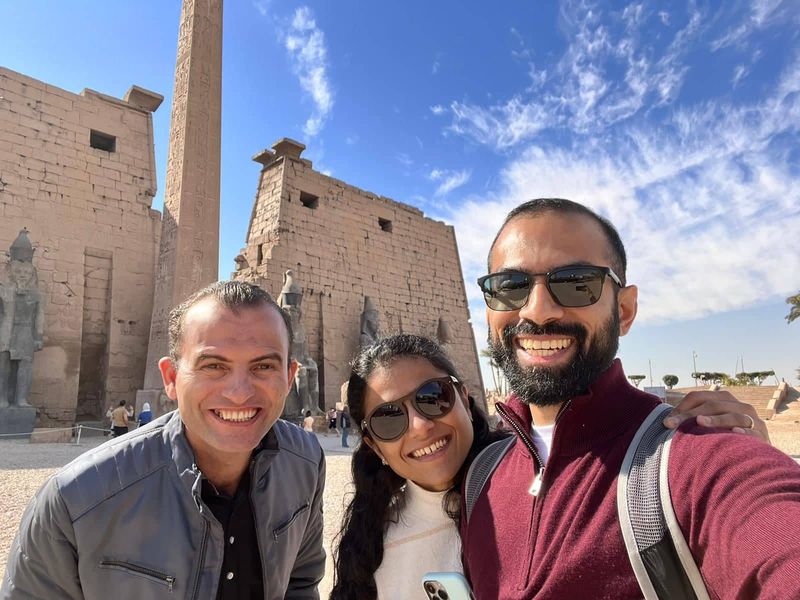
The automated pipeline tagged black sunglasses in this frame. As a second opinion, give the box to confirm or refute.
[477,265,622,311]
[361,376,461,442]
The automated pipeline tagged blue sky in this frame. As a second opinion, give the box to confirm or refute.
[1,0,798,388]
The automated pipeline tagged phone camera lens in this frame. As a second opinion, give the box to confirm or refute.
[424,582,436,594]
[439,592,449,600]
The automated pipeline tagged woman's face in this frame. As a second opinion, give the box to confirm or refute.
[362,357,474,492]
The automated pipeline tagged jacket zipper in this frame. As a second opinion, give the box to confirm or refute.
[495,399,572,590]
[99,560,175,592]
[495,400,573,497]
[273,502,311,540]
[495,403,545,476]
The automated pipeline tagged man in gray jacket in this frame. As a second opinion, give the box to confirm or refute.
[2,280,326,600]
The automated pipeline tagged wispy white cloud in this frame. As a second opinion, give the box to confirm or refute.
[253,0,272,17]
[448,97,552,149]
[430,104,446,116]
[445,53,800,326]
[429,168,472,197]
[285,7,333,137]
[510,26,533,61]
[710,0,794,51]
[345,134,359,145]
[396,152,413,167]
[433,2,708,149]
[731,64,749,87]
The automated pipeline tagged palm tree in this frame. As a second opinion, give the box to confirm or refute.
[479,348,507,397]
[479,349,498,394]
[787,291,800,324]
[788,292,799,383]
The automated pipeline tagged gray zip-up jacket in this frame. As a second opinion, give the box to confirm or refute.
[2,411,325,599]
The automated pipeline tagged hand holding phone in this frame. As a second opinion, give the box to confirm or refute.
[422,572,475,600]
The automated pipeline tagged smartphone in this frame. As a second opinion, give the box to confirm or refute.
[422,572,475,600]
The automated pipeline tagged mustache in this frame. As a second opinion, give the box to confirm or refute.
[501,320,588,345]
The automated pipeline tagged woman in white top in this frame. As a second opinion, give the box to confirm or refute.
[331,334,506,599]
[303,410,314,432]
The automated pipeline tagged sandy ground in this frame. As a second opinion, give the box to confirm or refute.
[1,425,798,597]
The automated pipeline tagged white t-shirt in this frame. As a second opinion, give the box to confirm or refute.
[373,480,462,599]
[530,423,555,464]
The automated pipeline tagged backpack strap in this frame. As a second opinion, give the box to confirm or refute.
[463,435,515,524]
[617,403,710,600]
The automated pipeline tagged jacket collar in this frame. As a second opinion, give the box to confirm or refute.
[163,410,283,500]
[497,359,660,458]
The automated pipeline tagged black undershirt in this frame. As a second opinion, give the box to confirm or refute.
[201,470,264,600]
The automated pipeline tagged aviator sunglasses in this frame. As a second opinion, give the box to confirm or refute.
[361,376,461,442]
[477,265,623,311]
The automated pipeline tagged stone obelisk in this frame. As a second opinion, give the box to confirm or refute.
[137,0,223,416]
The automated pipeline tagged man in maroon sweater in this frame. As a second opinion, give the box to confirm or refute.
[463,198,800,599]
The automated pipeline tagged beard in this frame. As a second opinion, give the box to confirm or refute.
[489,309,620,406]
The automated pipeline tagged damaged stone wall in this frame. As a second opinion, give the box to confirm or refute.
[234,139,485,411]
[0,67,162,426]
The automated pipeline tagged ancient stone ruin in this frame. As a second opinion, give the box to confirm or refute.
[0,66,162,427]
[233,138,485,410]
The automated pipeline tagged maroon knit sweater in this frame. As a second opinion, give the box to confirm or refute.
[461,359,800,599]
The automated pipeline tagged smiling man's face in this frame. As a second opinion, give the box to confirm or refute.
[486,211,637,406]
[159,298,296,467]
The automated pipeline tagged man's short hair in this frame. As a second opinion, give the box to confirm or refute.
[167,280,293,363]
[489,198,628,285]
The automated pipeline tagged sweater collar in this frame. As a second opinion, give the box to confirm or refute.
[497,359,659,457]
[404,478,448,505]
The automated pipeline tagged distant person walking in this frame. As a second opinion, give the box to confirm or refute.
[327,407,338,435]
[110,400,128,438]
[303,410,314,433]
[137,402,153,427]
[340,405,351,448]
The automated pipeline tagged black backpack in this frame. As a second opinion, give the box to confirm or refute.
[463,403,710,600]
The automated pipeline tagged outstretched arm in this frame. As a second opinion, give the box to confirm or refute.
[670,427,800,599]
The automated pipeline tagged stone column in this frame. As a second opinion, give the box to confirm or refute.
[138,0,223,416]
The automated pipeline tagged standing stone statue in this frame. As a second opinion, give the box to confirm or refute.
[436,316,453,345]
[278,270,319,417]
[0,230,43,434]
[359,296,380,347]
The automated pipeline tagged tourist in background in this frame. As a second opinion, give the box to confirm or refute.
[303,409,315,432]
[327,407,338,435]
[340,405,351,447]
[109,400,128,437]
[136,402,153,427]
